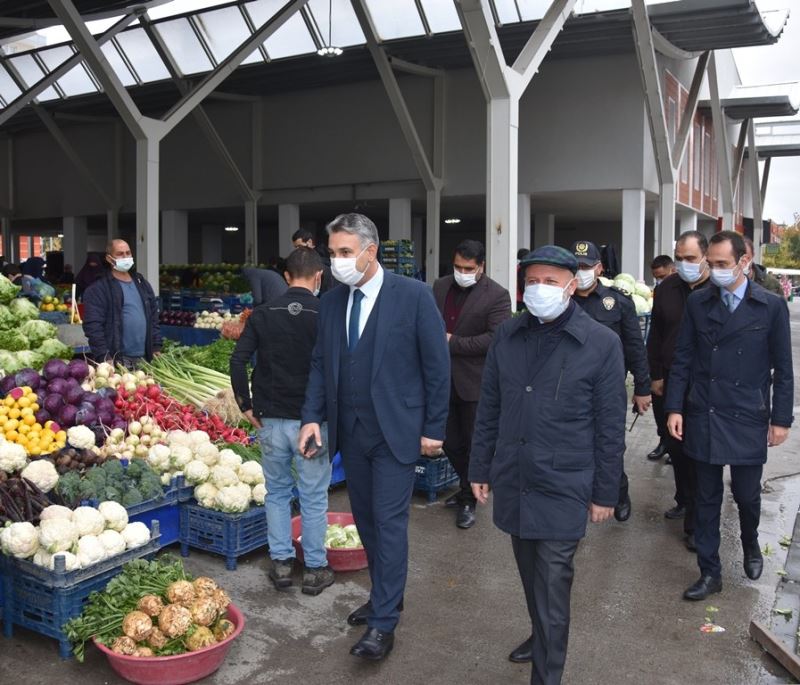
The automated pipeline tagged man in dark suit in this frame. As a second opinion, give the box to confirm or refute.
[299,213,450,661]
[666,231,793,601]
[433,239,511,529]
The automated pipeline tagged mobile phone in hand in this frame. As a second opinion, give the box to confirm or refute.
[303,435,317,456]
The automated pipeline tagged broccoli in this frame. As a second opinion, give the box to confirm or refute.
[78,479,99,502]
[138,475,164,501]
[55,470,82,506]
[101,460,125,481]
[125,459,144,478]
[84,467,108,489]
[122,488,143,507]
[101,486,123,504]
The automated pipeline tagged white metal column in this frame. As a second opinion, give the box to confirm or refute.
[621,189,646,280]
[388,198,412,241]
[425,188,441,282]
[533,213,555,249]
[679,210,698,234]
[659,182,677,256]
[278,204,299,258]
[747,121,763,259]
[517,194,532,252]
[708,53,734,231]
[62,216,88,273]
[135,137,160,293]
[161,210,188,264]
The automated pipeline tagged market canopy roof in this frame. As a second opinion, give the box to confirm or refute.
[750,118,800,159]
[0,0,789,134]
[700,82,800,120]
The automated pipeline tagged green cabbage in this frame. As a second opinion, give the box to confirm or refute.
[21,319,57,348]
[0,275,20,305]
[0,305,16,330]
[9,297,40,322]
[613,273,636,296]
[324,523,362,549]
[0,350,17,373]
[633,282,653,300]
[0,350,44,374]
[0,329,29,352]
[36,338,73,361]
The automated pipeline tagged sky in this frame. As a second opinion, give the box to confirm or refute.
[733,0,800,226]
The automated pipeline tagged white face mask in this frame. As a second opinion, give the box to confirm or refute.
[454,269,480,289]
[331,246,369,286]
[113,257,134,273]
[710,260,742,289]
[524,282,572,321]
[575,268,597,291]
[676,259,705,284]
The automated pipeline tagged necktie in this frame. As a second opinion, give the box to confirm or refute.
[724,291,735,312]
[349,289,364,352]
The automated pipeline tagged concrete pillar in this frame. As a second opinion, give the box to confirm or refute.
[533,213,555,249]
[278,203,299,259]
[244,200,258,265]
[658,182,676,257]
[517,194,531,251]
[62,216,88,275]
[411,216,424,271]
[136,136,160,295]
[621,189,646,281]
[485,97,519,296]
[0,217,11,261]
[425,188,441,284]
[389,198,412,241]
[679,211,698,235]
[652,210,661,259]
[106,208,119,243]
[201,225,222,264]
[161,209,188,264]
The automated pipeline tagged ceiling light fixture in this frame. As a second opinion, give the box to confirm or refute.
[317,0,342,57]
[57,233,64,238]
[444,218,461,224]
[224,225,239,232]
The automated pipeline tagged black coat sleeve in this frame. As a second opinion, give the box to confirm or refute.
[81,280,110,361]
[469,331,502,484]
[230,314,261,413]
[647,287,665,382]
[618,295,651,396]
[768,297,794,427]
[143,279,162,352]
[663,304,697,414]
[449,285,512,357]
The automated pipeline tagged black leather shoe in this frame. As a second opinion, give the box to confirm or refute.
[647,441,668,461]
[614,494,631,522]
[664,505,685,520]
[684,534,697,552]
[456,504,476,529]
[444,493,459,508]
[347,600,404,627]
[350,627,394,661]
[665,455,673,465]
[744,548,764,580]
[508,635,533,663]
[683,575,722,601]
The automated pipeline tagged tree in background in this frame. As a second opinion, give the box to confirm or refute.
[763,213,800,268]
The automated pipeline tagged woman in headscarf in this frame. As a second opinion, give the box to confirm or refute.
[75,253,105,297]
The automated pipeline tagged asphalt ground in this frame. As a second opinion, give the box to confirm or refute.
[3,301,800,685]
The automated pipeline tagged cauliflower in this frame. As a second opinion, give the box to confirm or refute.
[184,459,210,485]
[1,521,39,558]
[67,425,96,449]
[170,445,193,470]
[217,449,242,470]
[98,501,128,532]
[194,442,219,467]
[214,484,251,513]
[188,430,211,448]
[160,473,172,486]
[76,535,106,567]
[72,506,106,537]
[251,483,267,505]
[194,482,219,509]
[121,522,151,549]
[39,504,74,522]
[20,459,59,493]
[38,518,80,554]
[146,444,172,473]
[33,548,52,568]
[49,551,80,572]
[167,430,191,447]
[98,529,126,556]
[238,461,266,486]
[0,441,27,473]
[210,465,238,489]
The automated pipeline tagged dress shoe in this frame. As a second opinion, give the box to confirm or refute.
[743,548,764,580]
[508,635,533,663]
[647,441,668,461]
[456,504,476,529]
[350,627,394,661]
[683,575,722,601]
[665,455,673,465]
[664,505,685,520]
[684,534,697,552]
[444,493,459,508]
[347,599,404,627]
[614,494,632,522]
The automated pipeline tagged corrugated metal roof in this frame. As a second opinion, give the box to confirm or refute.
[701,83,800,119]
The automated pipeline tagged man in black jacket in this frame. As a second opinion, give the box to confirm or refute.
[231,247,334,595]
[293,228,334,295]
[647,231,713,550]
[82,239,161,367]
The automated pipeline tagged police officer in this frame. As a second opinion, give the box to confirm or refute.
[570,241,651,522]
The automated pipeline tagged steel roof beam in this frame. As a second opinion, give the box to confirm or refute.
[672,50,709,170]
[747,120,763,256]
[731,118,748,198]
[708,51,734,230]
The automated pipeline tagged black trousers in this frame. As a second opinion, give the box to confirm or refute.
[444,389,478,504]
[694,460,762,578]
[663,371,696,534]
[512,536,580,685]
[652,391,667,441]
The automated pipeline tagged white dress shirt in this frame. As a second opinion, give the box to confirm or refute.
[346,265,385,345]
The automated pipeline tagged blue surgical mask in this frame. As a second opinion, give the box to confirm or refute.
[113,257,134,273]
[676,259,705,284]
[710,260,742,289]
[523,283,572,321]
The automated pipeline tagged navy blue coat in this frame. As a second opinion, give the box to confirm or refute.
[664,281,794,465]
[301,272,451,464]
[82,271,162,362]
[469,306,627,540]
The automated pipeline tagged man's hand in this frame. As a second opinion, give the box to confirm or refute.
[589,504,614,523]
[446,333,452,342]
[243,410,262,430]
[472,483,490,505]
[298,423,322,458]
[421,437,444,457]
[768,425,790,447]
[651,379,664,396]
[667,413,683,441]
[633,394,652,414]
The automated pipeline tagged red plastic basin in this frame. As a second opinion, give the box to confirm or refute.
[291,512,368,572]
[94,603,245,685]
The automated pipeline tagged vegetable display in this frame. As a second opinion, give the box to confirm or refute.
[324,523,363,550]
[163,338,237,376]
[159,310,197,327]
[194,311,230,330]
[64,557,233,661]
[0,296,74,373]
[0,386,67,455]
[54,458,165,509]
[0,476,52,524]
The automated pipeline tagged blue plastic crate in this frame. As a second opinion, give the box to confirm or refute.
[414,456,458,503]
[330,452,345,487]
[127,498,179,547]
[180,502,267,571]
[1,523,160,659]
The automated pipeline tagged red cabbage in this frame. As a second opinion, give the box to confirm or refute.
[14,369,41,390]
[46,378,68,396]
[0,375,17,396]
[111,418,128,431]
[64,377,80,390]
[35,409,51,425]
[59,404,78,427]
[81,392,100,406]
[96,398,116,416]
[65,386,84,406]
[96,387,117,400]
[67,359,90,382]
[75,405,97,426]
[43,394,64,415]
[43,359,69,381]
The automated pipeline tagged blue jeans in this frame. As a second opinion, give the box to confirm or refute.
[258,418,331,569]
